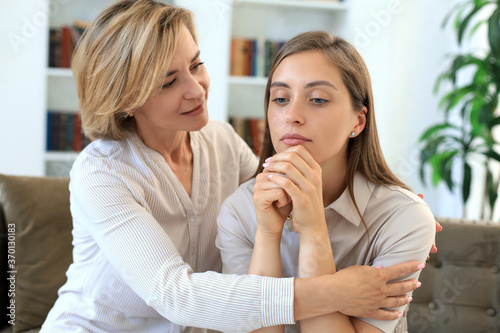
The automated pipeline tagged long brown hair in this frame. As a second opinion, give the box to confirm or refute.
[255,31,410,221]
[72,0,195,141]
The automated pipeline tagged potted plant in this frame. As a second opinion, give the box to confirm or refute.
[419,0,500,219]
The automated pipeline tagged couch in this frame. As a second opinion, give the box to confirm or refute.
[0,173,499,332]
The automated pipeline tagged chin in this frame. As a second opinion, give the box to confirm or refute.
[191,112,209,131]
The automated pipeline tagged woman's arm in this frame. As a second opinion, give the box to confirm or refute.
[262,146,356,332]
[297,229,355,332]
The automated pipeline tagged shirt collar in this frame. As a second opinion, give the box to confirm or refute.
[326,173,375,227]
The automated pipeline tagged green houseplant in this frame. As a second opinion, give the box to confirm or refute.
[419,0,500,219]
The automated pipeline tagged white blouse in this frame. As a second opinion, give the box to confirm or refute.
[41,121,295,333]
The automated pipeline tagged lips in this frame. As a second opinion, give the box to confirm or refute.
[182,102,205,117]
[280,133,312,145]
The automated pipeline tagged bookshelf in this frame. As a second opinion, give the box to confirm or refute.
[43,0,112,176]
[226,0,350,148]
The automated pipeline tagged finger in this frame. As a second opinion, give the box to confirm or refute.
[431,243,437,253]
[385,279,421,297]
[436,221,443,232]
[264,160,305,186]
[269,145,321,177]
[368,309,403,321]
[382,295,413,311]
[381,261,425,281]
[254,188,289,209]
[255,174,284,190]
[268,173,302,202]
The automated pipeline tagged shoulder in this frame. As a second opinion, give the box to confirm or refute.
[372,183,433,219]
[368,182,435,241]
[218,178,256,227]
[71,136,149,184]
[221,178,256,211]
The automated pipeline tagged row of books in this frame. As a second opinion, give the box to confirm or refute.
[229,117,267,156]
[46,111,90,152]
[230,38,286,77]
[48,20,88,68]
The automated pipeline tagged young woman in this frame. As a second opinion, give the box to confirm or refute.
[217,31,435,333]
[41,2,427,332]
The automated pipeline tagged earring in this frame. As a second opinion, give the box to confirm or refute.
[351,131,356,137]
[127,110,134,118]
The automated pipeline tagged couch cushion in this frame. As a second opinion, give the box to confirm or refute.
[0,174,72,333]
[408,219,500,333]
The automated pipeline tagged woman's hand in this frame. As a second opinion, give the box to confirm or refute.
[253,169,292,237]
[417,194,443,260]
[262,145,325,237]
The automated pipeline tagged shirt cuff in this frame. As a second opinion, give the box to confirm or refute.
[260,277,295,327]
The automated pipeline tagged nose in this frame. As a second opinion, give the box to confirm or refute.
[184,73,208,101]
[284,100,305,125]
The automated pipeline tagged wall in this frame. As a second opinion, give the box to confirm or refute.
[0,0,48,176]
[348,0,489,219]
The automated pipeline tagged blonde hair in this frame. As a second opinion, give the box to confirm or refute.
[71,0,196,141]
[256,31,410,222]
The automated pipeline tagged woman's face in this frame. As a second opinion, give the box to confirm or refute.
[268,50,365,167]
[134,25,210,137]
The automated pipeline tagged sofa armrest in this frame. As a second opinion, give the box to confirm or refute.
[0,174,72,333]
[408,219,500,333]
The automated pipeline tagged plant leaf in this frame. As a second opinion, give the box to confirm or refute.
[458,4,484,45]
[468,18,488,39]
[419,123,460,142]
[486,168,498,216]
[484,149,500,162]
[488,7,500,57]
[463,161,472,204]
[442,0,471,29]
[441,150,459,191]
[438,85,475,113]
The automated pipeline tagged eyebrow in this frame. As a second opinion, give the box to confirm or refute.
[270,80,338,90]
[165,50,201,77]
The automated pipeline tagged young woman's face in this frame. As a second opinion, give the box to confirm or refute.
[134,25,210,136]
[268,50,365,166]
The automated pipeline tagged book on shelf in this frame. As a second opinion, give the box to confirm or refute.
[48,20,89,68]
[230,37,286,78]
[229,117,266,156]
[46,111,90,152]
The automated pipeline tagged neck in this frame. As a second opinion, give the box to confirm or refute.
[321,155,348,207]
[137,127,190,163]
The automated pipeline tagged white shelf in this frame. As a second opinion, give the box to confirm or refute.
[234,0,348,10]
[47,67,74,78]
[45,151,80,162]
[229,76,269,85]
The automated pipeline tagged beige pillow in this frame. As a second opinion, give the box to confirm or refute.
[0,174,72,333]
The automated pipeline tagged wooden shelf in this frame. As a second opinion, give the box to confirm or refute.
[234,0,349,10]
